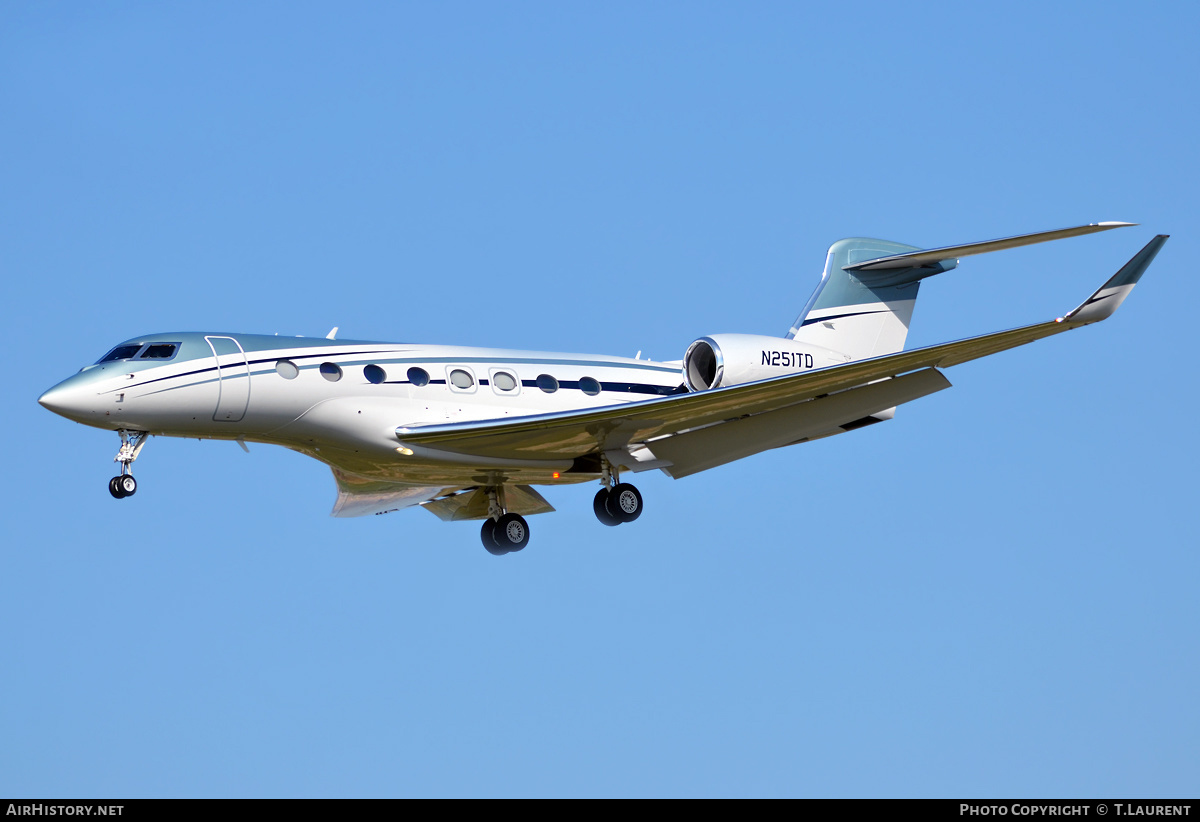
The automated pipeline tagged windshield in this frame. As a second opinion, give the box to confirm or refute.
[97,345,143,363]
[140,344,177,359]
[95,342,180,364]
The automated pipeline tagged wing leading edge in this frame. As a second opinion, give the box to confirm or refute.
[394,235,1168,470]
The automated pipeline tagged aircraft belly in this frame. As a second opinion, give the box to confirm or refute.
[257,405,586,489]
[299,441,590,487]
[328,467,448,518]
[420,485,556,522]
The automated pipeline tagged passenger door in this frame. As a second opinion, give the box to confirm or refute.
[205,336,250,422]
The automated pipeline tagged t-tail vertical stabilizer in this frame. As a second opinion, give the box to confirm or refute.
[786,222,1135,362]
[786,237,934,362]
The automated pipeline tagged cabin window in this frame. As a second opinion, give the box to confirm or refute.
[97,345,142,363]
[579,376,601,396]
[320,362,343,382]
[536,374,558,393]
[408,367,430,387]
[364,364,386,384]
[276,360,300,379]
[139,343,178,360]
[492,371,518,392]
[449,369,474,390]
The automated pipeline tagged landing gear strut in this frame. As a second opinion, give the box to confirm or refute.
[480,487,530,555]
[593,458,643,526]
[108,429,147,499]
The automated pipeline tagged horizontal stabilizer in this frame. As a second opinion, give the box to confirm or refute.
[844,222,1135,272]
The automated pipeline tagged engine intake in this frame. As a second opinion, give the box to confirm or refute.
[683,337,723,391]
[682,334,848,391]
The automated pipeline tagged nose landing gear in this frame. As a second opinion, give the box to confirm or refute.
[108,430,147,499]
[109,475,137,499]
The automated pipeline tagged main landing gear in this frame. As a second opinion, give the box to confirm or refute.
[108,429,147,499]
[479,460,645,554]
[480,487,530,556]
[593,459,643,527]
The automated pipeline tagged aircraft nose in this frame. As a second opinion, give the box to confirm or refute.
[38,377,95,422]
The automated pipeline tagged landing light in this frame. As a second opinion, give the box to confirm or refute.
[395,446,413,456]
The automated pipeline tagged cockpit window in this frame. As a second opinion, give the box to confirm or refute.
[97,345,143,363]
[139,344,178,360]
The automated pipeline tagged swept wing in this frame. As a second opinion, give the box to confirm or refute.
[395,235,1167,471]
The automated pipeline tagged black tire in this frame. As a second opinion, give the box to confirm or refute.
[593,488,621,526]
[492,513,530,552]
[118,475,137,497]
[109,477,126,499]
[481,519,508,555]
[605,483,643,523]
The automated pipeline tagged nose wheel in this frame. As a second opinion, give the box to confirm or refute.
[108,430,147,500]
[109,475,138,499]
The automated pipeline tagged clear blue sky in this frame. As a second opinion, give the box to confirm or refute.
[3,1,1196,797]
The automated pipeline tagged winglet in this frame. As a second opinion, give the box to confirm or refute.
[1062,235,1169,324]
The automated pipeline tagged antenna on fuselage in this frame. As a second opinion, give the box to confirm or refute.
[326,327,339,340]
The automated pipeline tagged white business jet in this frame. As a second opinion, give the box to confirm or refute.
[39,223,1167,555]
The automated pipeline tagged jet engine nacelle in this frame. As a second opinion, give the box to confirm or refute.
[682,334,849,391]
